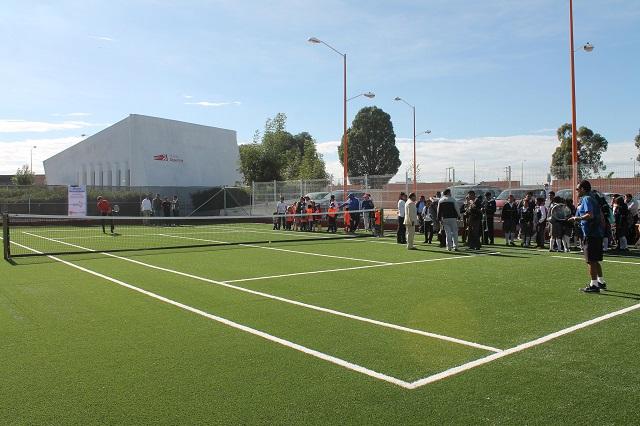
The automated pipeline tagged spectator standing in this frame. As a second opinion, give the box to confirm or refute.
[534,197,548,249]
[626,194,638,244]
[171,195,180,217]
[161,197,172,225]
[437,189,460,251]
[397,192,407,244]
[404,193,418,250]
[501,194,518,246]
[152,194,162,218]
[361,194,374,232]
[568,180,606,293]
[275,196,287,230]
[431,192,445,247]
[422,199,434,244]
[613,196,629,251]
[482,191,497,245]
[141,195,152,225]
[416,195,426,234]
[465,191,482,250]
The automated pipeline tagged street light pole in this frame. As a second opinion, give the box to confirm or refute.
[30,145,37,172]
[568,0,594,203]
[569,0,579,203]
[308,37,349,201]
[394,97,418,193]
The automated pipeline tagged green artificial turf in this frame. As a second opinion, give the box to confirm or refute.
[1,226,639,424]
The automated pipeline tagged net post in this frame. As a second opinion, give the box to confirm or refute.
[2,213,10,261]
[380,208,385,238]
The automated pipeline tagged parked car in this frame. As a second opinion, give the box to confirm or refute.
[495,187,546,214]
[556,188,613,205]
[316,190,366,210]
[304,191,329,202]
[447,184,502,209]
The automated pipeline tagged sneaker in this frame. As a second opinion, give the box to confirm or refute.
[597,280,607,290]
[580,285,600,293]
[564,249,570,253]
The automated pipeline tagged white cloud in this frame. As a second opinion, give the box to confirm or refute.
[89,35,115,42]
[182,95,194,99]
[316,140,340,155]
[0,119,96,133]
[318,134,640,185]
[184,101,241,107]
[51,112,92,117]
[0,137,82,174]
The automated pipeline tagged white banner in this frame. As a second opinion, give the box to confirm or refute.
[68,185,87,216]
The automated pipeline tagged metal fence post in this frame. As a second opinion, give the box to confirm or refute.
[250,181,255,216]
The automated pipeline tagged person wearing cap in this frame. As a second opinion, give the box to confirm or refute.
[568,180,606,293]
[404,193,418,250]
[397,192,407,244]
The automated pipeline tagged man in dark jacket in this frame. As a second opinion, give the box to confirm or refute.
[465,191,483,250]
[501,194,518,246]
[482,191,497,245]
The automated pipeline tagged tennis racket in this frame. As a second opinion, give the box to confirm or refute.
[112,204,120,214]
[550,204,571,221]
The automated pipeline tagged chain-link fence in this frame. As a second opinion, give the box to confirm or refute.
[249,164,640,215]
[3,164,637,217]
[0,185,252,216]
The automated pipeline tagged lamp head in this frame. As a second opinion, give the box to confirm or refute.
[308,37,322,44]
[583,42,594,52]
[364,92,375,98]
[394,97,402,101]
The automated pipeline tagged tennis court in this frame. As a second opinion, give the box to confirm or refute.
[2,214,640,423]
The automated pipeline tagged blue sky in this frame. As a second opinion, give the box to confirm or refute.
[1,0,638,182]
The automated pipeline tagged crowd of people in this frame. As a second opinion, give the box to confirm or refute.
[140,194,180,219]
[272,193,382,236]
[395,187,638,254]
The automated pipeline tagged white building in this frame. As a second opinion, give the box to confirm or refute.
[44,114,240,187]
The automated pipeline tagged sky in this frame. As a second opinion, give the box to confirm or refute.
[1,0,639,184]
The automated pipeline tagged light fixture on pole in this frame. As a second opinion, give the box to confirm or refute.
[347,92,375,102]
[569,0,594,203]
[394,97,418,193]
[309,36,348,200]
[30,145,37,172]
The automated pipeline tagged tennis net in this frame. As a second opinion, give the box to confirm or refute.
[3,210,383,259]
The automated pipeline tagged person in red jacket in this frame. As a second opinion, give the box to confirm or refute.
[96,196,114,234]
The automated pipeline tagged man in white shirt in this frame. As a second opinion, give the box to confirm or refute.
[141,195,152,225]
[404,193,418,249]
[534,197,548,248]
[275,196,287,230]
[397,192,407,244]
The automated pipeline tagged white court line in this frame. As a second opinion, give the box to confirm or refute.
[553,255,640,266]
[10,235,640,389]
[8,239,412,389]
[22,232,502,353]
[406,300,640,389]
[158,233,390,265]
[226,253,498,283]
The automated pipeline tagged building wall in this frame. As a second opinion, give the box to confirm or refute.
[43,114,240,187]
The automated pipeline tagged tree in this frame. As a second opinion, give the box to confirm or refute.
[339,106,401,185]
[550,123,608,180]
[11,164,35,185]
[237,114,328,184]
[635,128,640,162]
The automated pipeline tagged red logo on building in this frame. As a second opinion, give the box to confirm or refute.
[153,153,183,163]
